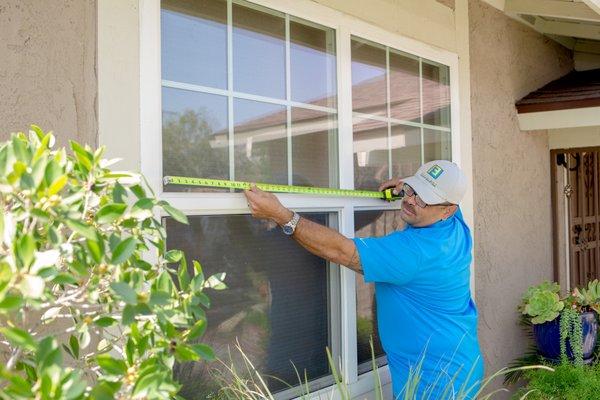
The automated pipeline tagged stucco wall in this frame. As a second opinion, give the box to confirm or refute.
[468,0,572,396]
[0,0,97,146]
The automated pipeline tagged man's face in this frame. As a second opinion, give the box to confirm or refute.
[400,190,457,227]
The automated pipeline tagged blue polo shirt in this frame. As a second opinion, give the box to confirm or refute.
[353,208,483,399]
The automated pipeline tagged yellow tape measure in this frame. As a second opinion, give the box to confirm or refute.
[163,176,402,202]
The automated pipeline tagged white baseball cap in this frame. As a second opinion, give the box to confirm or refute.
[402,160,467,205]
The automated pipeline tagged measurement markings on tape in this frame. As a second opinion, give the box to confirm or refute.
[163,176,401,202]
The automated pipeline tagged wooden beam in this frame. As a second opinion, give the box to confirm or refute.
[506,0,600,23]
[575,39,600,55]
[583,0,600,16]
[535,18,600,41]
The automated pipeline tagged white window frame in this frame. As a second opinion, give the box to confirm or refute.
[139,0,462,398]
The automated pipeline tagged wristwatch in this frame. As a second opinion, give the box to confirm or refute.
[282,211,300,235]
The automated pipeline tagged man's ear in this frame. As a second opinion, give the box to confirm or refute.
[443,204,458,219]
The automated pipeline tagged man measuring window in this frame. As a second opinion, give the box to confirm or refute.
[244,160,483,399]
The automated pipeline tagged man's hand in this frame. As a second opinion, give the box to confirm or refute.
[378,177,404,195]
[244,185,293,225]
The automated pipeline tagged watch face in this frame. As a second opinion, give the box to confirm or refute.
[282,225,294,235]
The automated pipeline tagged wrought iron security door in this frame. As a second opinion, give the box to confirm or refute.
[553,148,600,288]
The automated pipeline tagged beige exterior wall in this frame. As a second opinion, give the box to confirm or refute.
[313,0,457,52]
[468,0,572,396]
[0,0,97,147]
[549,126,600,150]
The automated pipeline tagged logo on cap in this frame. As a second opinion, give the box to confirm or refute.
[427,165,444,179]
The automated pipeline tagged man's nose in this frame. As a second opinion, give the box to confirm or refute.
[403,194,417,207]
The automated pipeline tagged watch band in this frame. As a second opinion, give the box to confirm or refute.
[282,211,300,235]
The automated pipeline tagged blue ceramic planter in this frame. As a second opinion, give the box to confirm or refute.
[533,311,598,362]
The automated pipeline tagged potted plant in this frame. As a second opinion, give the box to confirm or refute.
[520,281,599,365]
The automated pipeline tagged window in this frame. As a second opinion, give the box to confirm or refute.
[161,0,338,191]
[141,0,459,397]
[351,37,452,191]
[166,214,340,397]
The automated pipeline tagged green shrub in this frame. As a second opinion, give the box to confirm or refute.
[514,363,600,400]
[0,126,225,399]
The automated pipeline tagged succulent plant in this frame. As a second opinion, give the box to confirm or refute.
[523,288,564,324]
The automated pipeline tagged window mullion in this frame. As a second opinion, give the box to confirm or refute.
[386,47,392,181]
[338,27,354,191]
[285,13,293,185]
[227,0,235,181]
[419,57,425,165]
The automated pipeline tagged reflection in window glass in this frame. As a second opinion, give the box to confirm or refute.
[391,124,422,178]
[290,20,337,107]
[422,61,451,128]
[351,39,387,117]
[353,118,389,191]
[234,99,287,184]
[389,51,420,122]
[162,87,229,191]
[161,0,227,89]
[354,210,405,371]
[166,214,335,397]
[291,108,338,188]
[424,129,451,163]
[233,3,286,99]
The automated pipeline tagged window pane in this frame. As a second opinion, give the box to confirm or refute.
[162,87,229,191]
[353,117,388,191]
[424,129,451,162]
[290,20,336,107]
[389,51,420,122]
[167,213,334,397]
[351,38,387,117]
[354,210,405,371]
[422,61,451,127]
[233,3,286,99]
[234,99,287,184]
[291,108,337,188]
[161,0,227,89]
[391,124,421,178]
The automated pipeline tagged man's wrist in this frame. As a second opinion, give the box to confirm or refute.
[274,208,294,226]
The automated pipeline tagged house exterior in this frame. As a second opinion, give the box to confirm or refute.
[2,0,600,399]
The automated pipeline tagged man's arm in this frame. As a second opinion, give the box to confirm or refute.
[244,186,363,274]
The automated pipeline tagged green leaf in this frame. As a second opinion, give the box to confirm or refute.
[149,290,170,307]
[160,202,188,224]
[132,198,154,210]
[47,175,68,196]
[17,233,35,268]
[205,272,227,290]
[96,203,127,224]
[69,335,80,359]
[165,249,183,263]
[110,282,138,305]
[111,237,137,265]
[86,236,105,264]
[0,327,35,350]
[90,381,122,400]
[44,160,62,187]
[175,344,200,362]
[187,319,207,341]
[126,337,135,365]
[191,343,215,361]
[122,304,136,325]
[66,220,97,241]
[0,295,23,310]
[178,257,190,290]
[193,292,211,309]
[37,336,62,371]
[94,316,117,328]
[96,354,127,375]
